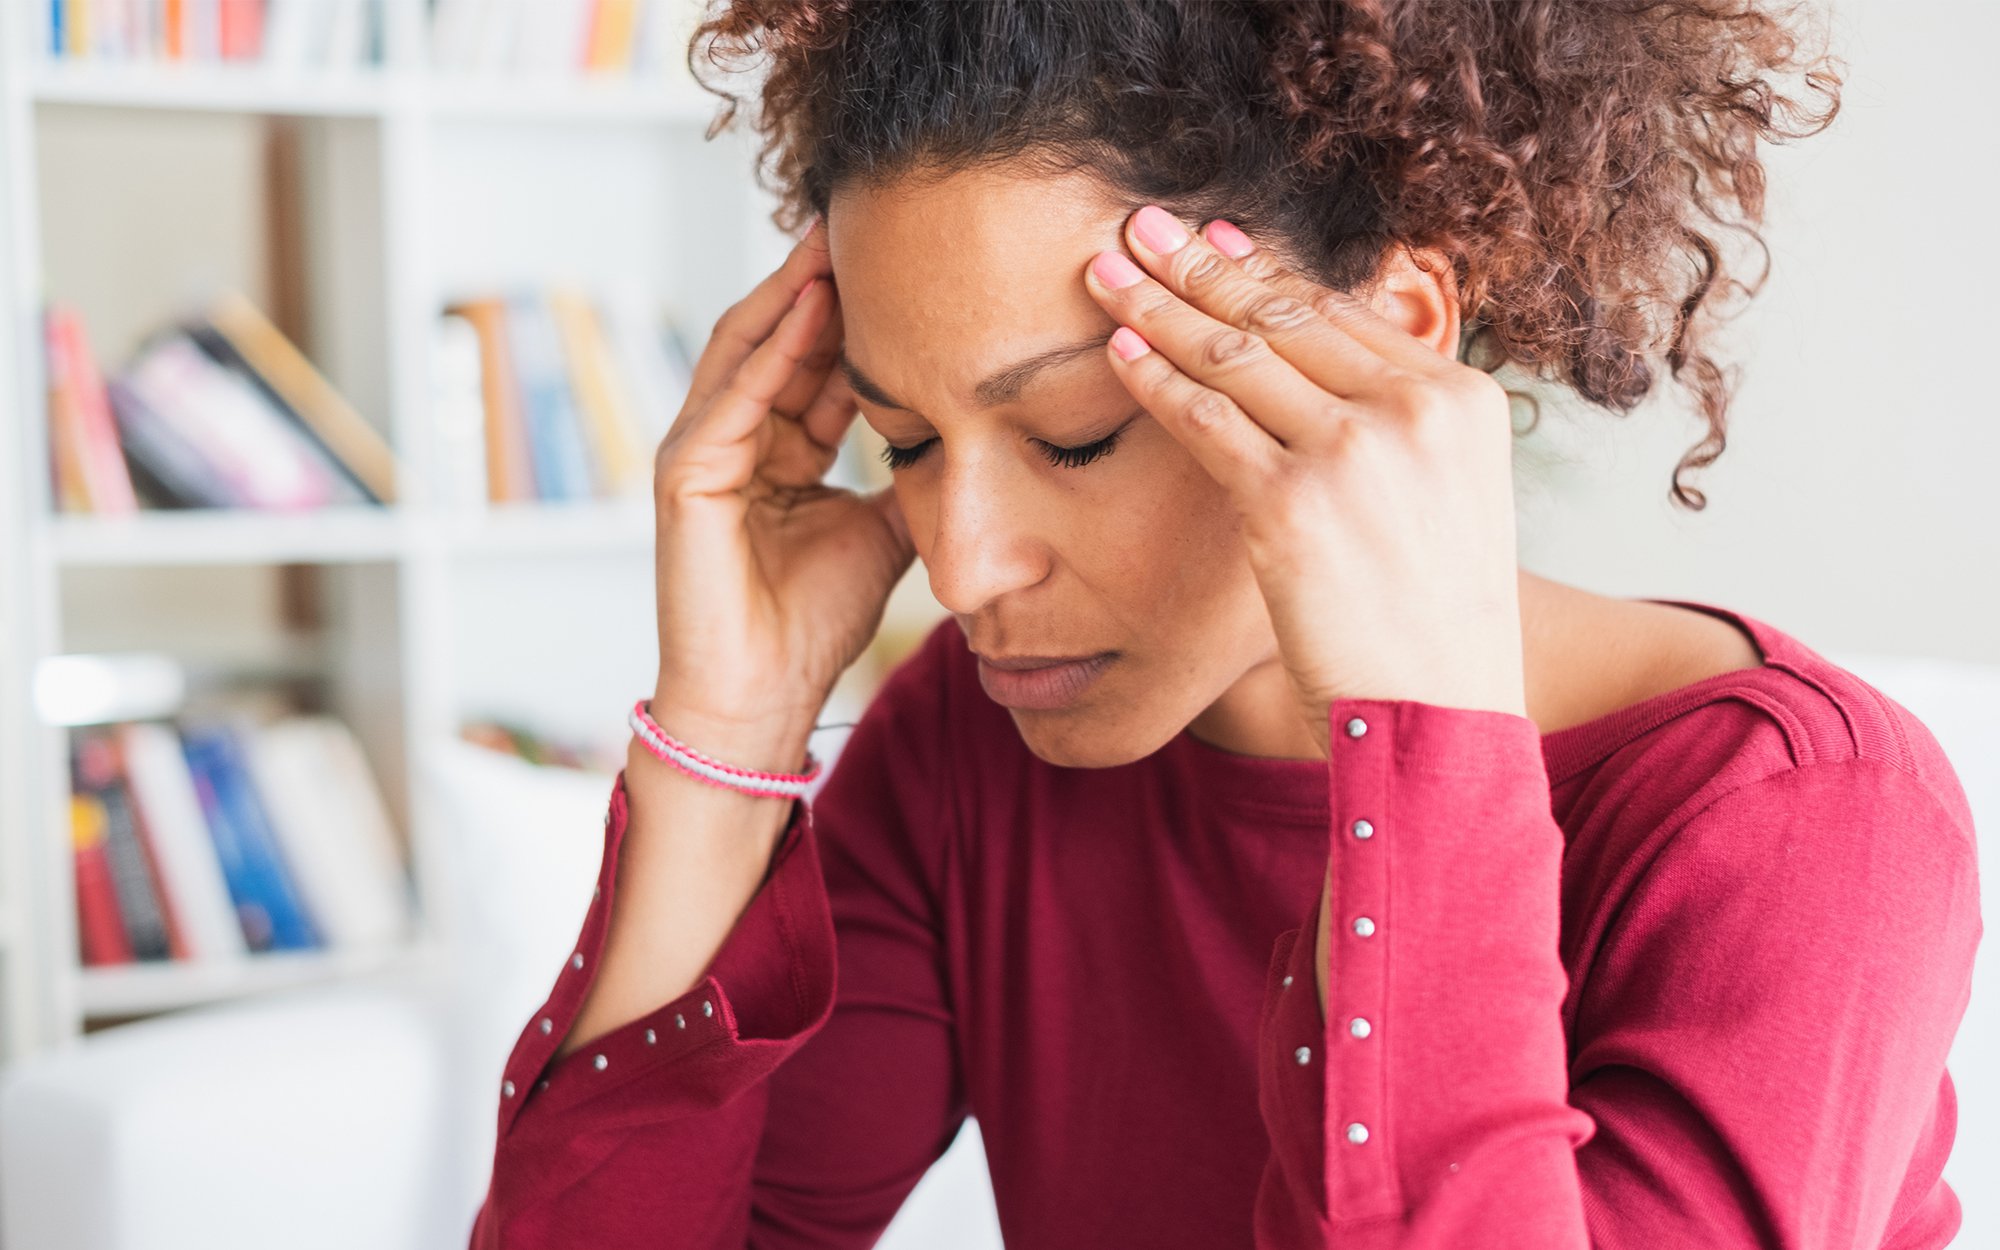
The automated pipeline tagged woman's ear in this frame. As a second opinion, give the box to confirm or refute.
[1368,244,1462,361]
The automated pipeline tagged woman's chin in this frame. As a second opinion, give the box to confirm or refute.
[1009,707,1168,771]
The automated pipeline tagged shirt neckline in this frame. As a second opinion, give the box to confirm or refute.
[1165,596,1790,815]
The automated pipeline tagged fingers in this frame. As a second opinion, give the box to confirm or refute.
[1200,219,1449,377]
[1094,324,1279,501]
[675,277,837,471]
[795,365,861,456]
[1085,206,1336,449]
[683,218,834,416]
[768,281,845,425]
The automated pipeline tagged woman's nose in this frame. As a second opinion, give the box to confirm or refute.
[920,472,1052,618]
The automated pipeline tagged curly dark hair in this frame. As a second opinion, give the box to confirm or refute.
[687,0,1843,511]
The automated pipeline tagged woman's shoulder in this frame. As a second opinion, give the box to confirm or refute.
[1553,597,1981,868]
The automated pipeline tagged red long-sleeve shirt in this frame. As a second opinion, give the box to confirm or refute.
[468,598,1981,1248]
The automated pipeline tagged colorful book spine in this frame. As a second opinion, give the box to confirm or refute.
[72,794,135,966]
[504,291,598,500]
[45,303,141,515]
[201,289,400,505]
[71,730,177,961]
[180,721,321,952]
[443,297,537,504]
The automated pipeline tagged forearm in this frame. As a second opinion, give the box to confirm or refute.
[557,704,817,1061]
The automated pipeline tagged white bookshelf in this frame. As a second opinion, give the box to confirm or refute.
[0,0,931,1063]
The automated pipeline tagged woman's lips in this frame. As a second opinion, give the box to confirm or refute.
[975,652,1118,710]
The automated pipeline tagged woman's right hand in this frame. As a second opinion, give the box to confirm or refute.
[646,219,916,756]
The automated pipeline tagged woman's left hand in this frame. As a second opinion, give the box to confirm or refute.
[1083,204,1533,1020]
[1083,204,1530,759]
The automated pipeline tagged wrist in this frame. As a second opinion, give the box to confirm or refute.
[635,696,820,780]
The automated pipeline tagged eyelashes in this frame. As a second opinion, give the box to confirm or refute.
[878,425,1128,472]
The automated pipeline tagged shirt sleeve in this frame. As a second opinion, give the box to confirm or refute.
[1251,696,1983,1249]
[469,636,965,1248]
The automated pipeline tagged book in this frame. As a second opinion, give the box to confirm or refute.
[200,289,399,504]
[548,285,648,497]
[48,0,384,67]
[437,286,691,504]
[503,290,598,500]
[116,719,252,962]
[237,713,412,951]
[71,729,178,962]
[184,322,386,506]
[116,331,360,509]
[179,720,322,952]
[104,371,239,508]
[71,707,411,968]
[72,793,135,966]
[432,311,493,510]
[600,283,693,447]
[44,303,140,514]
[427,0,686,76]
[80,292,395,513]
[441,297,536,503]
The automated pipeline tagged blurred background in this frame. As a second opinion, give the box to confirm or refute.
[0,1,1991,1247]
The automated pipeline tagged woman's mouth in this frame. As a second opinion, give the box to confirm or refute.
[975,651,1118,710]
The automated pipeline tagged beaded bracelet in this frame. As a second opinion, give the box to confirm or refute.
[627,697,822,799]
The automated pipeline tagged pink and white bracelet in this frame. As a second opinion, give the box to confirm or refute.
[627,697,822,799]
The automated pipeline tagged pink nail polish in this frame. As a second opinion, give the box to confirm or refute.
[1131,205,1189,255]
[1205,219,1255,260]
[1110,326,1151,361]
[1091,251,1147,290]
[793,278,818,308]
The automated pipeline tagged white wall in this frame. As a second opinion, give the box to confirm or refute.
[1513,0,1999,665]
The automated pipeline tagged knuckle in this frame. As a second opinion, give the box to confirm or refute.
[1173,246,1231,293]
[1126,286,1178,321]
[1183,389,1237,434]
[1197,328,1266,372]
[1396,384,1463,444]
[1240,294,1318,338]
[1393,381,1443,423]
[1271,459,1319,512]
[1310,290,1363,324]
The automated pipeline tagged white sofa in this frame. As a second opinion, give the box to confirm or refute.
[2,651,1994,1250]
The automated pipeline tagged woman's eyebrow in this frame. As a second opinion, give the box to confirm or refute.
[838,333,1113,413]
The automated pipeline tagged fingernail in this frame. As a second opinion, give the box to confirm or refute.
[1090,251,1147,290]
[804,215,822,238]
[1205,219,1255,260]
[1131,205,1189,255]
[1110,326,1151,361]
[793,278,818,307]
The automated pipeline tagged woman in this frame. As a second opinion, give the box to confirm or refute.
[471,3,1981,1247]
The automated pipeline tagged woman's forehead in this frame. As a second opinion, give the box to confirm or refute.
[828,168,1130,413]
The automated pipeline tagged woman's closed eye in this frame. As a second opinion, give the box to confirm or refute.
[878,423,1131,472]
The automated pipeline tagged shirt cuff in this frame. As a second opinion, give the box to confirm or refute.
[495,767,838,1145]
[1257,696,1592,1240]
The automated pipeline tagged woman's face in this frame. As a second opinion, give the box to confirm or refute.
[827,166,1329,767]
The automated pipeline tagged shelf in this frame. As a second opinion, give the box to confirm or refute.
[424,73,713,125]
[78,939,441,1018]
[434,496,655,555]
[49,507,407,566]
[27,62,396,117]
[23,62,716,126]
